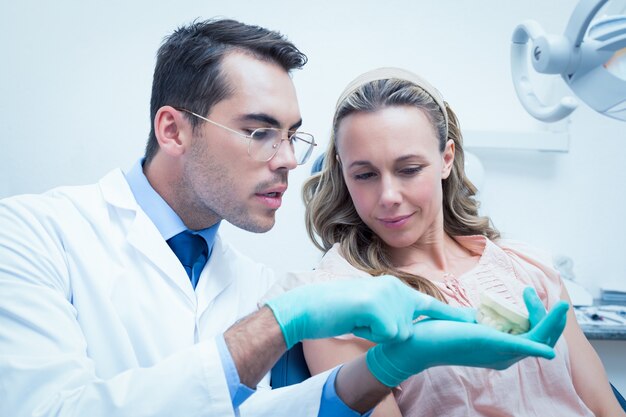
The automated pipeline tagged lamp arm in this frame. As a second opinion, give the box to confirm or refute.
[511,21,578,122]
[564,0,610,46]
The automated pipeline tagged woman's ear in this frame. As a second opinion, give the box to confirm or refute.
[441,139,455,179]
[153,106,191,157]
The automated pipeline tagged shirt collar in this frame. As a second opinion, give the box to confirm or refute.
[125,158,220,251]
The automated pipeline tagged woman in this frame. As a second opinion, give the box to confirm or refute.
[298,68,623,416]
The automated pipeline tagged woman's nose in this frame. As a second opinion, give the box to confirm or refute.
[379,177,402,207]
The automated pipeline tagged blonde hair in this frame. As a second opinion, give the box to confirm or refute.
[303,69,499,300]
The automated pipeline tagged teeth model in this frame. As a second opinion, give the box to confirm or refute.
[476,292,530,335]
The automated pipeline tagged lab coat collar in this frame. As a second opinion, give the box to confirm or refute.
[125,158,221,259]
[125,158,187,241]
[98,168,197,306]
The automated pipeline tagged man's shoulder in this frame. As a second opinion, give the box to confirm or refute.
[215,236,274,274]
[1,182,97,218]
[0,168,129,229]
[211,235,277,302]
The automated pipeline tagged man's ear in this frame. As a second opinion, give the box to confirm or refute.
[154,106,191,157]
[441,139,455,179]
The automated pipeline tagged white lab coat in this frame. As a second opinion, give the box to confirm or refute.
[0,169,328,417]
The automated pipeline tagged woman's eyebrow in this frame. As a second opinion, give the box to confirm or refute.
[395,154,426,163]
[348,160,373,169]
[348,154,426,169]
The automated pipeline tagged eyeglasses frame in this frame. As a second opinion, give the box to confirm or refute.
[174,107,316,165]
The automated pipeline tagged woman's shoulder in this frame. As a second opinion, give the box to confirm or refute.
[491,237,564,307]
[493,238,555,270]
[316,243,370,278]
[259,243,370,304]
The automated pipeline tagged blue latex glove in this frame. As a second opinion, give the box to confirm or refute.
[366,287,569,387]
[522,286,563,347]
[265,275,475,349]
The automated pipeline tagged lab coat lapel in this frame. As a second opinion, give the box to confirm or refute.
[196,235,235,319]
[98,169,196,306]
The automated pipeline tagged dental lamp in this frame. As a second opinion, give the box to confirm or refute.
[511,0,626,122]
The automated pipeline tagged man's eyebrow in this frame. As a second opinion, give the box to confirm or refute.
[238,113,303,130]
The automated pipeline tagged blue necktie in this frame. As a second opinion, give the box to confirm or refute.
[167,231,208,289]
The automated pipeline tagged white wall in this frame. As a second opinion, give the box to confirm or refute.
[2,0,625,392]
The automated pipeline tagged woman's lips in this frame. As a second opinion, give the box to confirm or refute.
[378,213,413,229]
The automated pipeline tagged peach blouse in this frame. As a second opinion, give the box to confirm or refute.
[269,236,594,417]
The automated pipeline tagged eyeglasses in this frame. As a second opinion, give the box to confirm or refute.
[176,107,316,165]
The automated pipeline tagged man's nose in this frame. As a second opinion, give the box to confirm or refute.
[269,138,298,171]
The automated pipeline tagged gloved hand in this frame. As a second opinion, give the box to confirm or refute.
[522,286,564,347]
[366,287,569,387]
[265,275,475,349]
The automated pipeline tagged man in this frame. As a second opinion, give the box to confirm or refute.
[0,19,567,416]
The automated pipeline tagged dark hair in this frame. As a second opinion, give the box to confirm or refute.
[144,19,308,164]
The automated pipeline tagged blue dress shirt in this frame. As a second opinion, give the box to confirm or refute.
[125,159,371,416]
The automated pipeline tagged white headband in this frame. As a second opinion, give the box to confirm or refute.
[336,67,449,138]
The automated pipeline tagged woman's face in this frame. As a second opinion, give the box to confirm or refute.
[336,105,454,249]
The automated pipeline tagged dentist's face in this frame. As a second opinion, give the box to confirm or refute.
[182,52,301,232]
[336,105,454,249]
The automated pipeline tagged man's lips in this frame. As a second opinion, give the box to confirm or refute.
[255,185,287,198]
[255,185,287,209]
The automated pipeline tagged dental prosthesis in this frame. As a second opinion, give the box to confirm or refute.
[476,292,530,335]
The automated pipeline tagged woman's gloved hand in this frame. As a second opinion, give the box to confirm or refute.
[264,275,475,349]
[366,287,569,387]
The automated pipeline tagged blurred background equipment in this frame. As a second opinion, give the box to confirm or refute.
[511,0,626,122]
